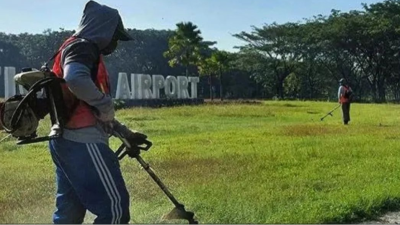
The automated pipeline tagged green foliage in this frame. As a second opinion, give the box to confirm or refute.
[198,50,232,100]
[5,0,400,101]
[232,0,400,101]
[234,22,302,99]
[0,41,27,68]
[163,22,208,76]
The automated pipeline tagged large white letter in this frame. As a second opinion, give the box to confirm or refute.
[152,75,165,99]
[138,74,153,99]
[177,76,189,99]
[188,76,199,99]
[131,73,140,99]
[4,67,16,98]
[164,76,178,98]
[115,72,131,99]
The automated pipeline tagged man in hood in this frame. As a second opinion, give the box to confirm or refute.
[49,1,133,223]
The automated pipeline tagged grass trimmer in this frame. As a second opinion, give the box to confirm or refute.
[111,120,198,224]
[320,104,341,121]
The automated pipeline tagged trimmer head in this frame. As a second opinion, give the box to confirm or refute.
[320,105,340,121]
[162,205,198,224]
[114,133,199,224]
[320,113,333,121]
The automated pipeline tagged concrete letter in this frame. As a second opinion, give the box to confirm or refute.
[4,67,16,98]
[130,73,140,99]
[115,72,131,99]
[177,76,189,99]
[164,76,178,98]
[152,75,165,99]
[188,76,199,99]
[138,74,153,99]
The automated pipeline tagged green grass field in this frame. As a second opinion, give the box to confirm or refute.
[2,100,400,224]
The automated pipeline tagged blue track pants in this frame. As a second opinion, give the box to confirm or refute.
[49,137,130,224]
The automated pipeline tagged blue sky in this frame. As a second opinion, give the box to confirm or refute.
[0,0,382,52]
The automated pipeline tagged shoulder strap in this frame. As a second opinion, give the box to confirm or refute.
[43,37,82,68]
[57,38,100,81]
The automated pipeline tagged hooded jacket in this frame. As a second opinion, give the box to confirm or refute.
[52,1,128,145]
[74,1,125,51]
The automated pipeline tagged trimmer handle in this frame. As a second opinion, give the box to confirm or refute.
[139,139,152,151]
[115,137,152,160]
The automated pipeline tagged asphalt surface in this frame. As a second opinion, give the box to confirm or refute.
[364,212,400,224]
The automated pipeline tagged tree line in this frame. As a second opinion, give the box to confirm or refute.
[0,0,399,102]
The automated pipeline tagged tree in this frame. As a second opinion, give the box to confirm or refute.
[198,56,216,100]
[234,22,302,99]
[0,40,27,68]
[163,22,204,77]
[209,50,231,100]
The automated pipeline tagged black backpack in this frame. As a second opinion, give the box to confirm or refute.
[344,86,354,101]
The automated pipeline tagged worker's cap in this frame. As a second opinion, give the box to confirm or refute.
[115,16,133,41]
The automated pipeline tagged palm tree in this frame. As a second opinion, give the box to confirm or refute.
[198,50,231,100]
[210,51,231,101]
[198,57,216,100]
[163,22,204,77]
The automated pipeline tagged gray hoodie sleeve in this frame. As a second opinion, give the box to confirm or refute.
[62,42,114,121]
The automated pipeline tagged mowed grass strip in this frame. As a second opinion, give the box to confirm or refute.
[1,101,400,223]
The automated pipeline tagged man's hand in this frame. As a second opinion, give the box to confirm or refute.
[94,97,115,122]
[111,120,148,157]
[123,130,148,157]
[92,104,115,134]
[99,120,115,135]
[125,129,148,145]
[111,120,147,144]
[96,109,115,123]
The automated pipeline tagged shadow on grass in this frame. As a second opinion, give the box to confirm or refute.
[266,102,307,108]
[307,111,320,115]
[283,103,303,108]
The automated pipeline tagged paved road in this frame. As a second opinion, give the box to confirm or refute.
[364,212,400,224]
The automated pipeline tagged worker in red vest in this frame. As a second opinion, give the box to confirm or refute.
[338,78,353,125]
[49,1,133,223]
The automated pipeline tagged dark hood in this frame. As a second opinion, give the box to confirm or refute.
[73,1,121,50]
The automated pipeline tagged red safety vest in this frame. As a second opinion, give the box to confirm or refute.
[52,36,111,129]
[340,85,350,103]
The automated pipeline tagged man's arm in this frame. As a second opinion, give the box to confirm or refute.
[338,86,342,102]
[61,41,114,122]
